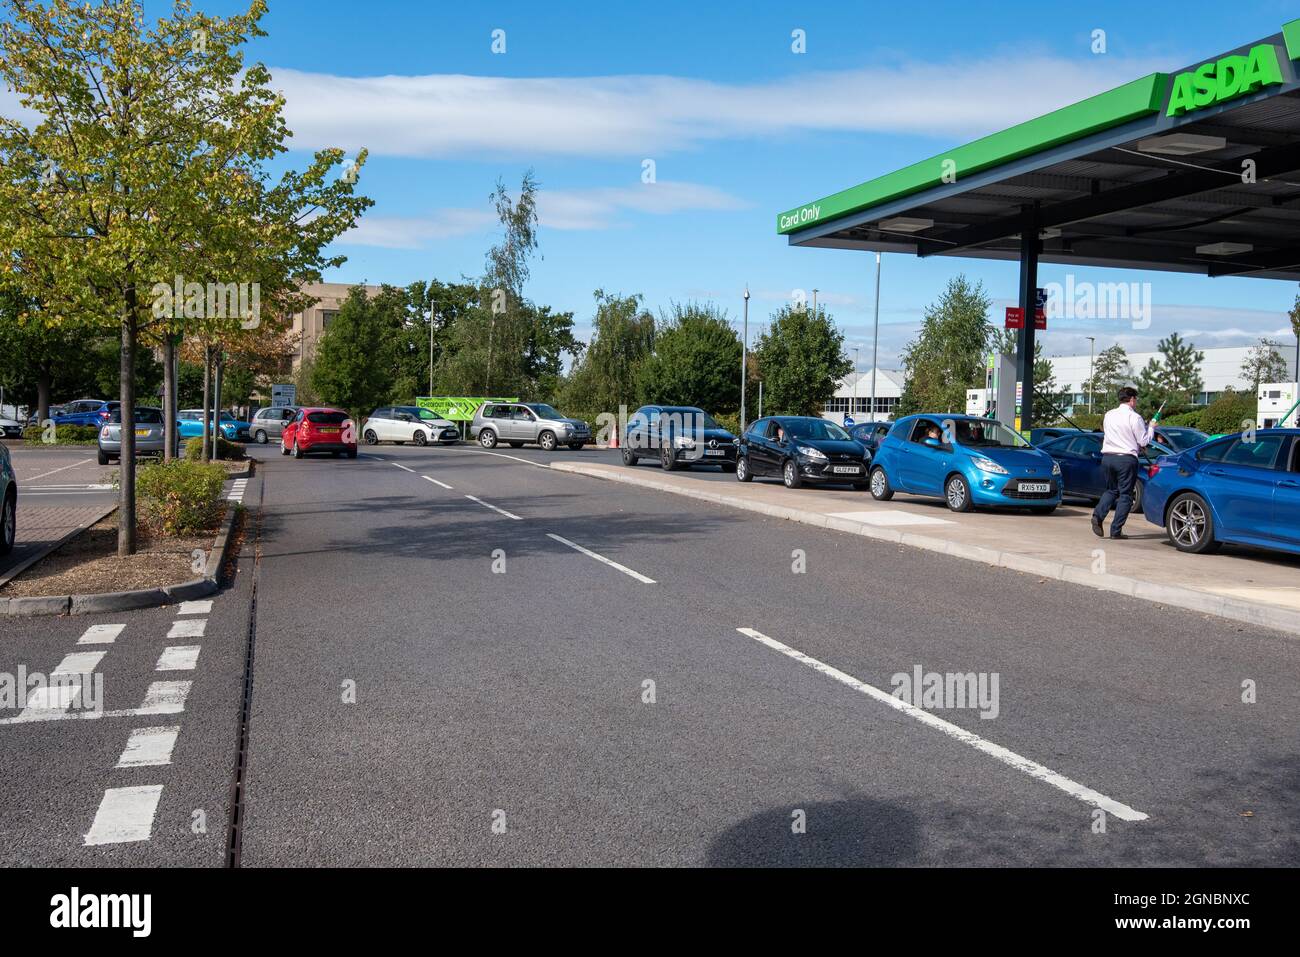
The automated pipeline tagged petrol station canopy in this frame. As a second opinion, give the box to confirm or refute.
[779,20,1300,282]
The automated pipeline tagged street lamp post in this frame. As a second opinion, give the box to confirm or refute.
[740,286,749,430]
[1087,336,1096,414]
[869,253,881,421]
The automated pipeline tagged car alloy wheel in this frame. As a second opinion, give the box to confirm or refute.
[414,430,427,447]
[1167,493,1217,553]
[255,429,268,444]
[281,440,290,456]
[660,446,675,471]
[293,440,304,459]
[621,447,638,466]
[945,474,971,512]
[0,494,14,555]
[870,467,892,501]
[782,459,802,489]
[736,456,752,482]
[479,429,497,449]
[538,431,557,451]
[363,429,378,445]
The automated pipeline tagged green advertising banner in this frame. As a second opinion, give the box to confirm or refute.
[416,396,519,422]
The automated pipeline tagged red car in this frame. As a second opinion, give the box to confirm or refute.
[281,407,358,459]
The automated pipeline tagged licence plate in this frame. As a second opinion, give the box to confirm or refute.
[319,427,339,434]
[135,429,150,436]
[1019,481,1050,493]
[704,449,726,456]
[832,465,862,474]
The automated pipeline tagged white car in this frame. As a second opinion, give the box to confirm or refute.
[361,406,460,446]
[0,415,23,439]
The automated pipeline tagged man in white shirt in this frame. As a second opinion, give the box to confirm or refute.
[1092,386,1158,539]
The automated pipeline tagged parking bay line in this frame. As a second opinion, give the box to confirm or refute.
[84,785,164,845]
[546,533,656,584]
[735,627,1149,823]
[464,494,522,520]
[422,474,453,490]
[391,462,416,473]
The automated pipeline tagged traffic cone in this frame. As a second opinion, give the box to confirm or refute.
[608,425,620,449]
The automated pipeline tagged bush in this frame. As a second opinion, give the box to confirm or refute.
[135,459,227,535]
[183,435,245,461]
[1162,409,1203,428]
[22,424,100,445]
[1197,389,1256,436]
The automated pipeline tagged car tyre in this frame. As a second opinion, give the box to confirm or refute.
[621,447,639,466]
[97,449,109,465]
[782,458,803,489]
[735,455,753,482]
[479,429,498,449]
[869,467,893,501]
[255,429,268,444]
[945,474,972,512]
[293,440,304,459]
[280,441,290,456]
[538,430,557,452]
[0,492,14,555]
[1166,492,1220,554]
[414,431,427,447]
[363,429,379,445]
[660,446,677,471]
[1132,482,1144,515]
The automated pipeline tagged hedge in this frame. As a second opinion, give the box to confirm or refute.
[1197,390,1256,436]
[22,424,100,445]
[183,435,245,461]
[135,459,227,535]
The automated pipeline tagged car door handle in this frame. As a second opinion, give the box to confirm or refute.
[1207,468,1226,476]
[1278,480,1300,488]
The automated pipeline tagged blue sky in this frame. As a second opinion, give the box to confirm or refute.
[168,1,1300,369]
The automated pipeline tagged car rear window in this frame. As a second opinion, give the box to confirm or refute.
[307,411,348,424]
[110,408,164,424]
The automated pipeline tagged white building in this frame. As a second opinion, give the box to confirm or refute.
[822,369,906,422]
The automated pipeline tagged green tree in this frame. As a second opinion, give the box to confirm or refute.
[559,290,655,413]
[311,286,397,420]
[1240,338,1289,389]
[896,275,991,415]
[1088,344,1132,408]
[752,304,852,417]
[636,302,742,414]
[1158,332,1204,402]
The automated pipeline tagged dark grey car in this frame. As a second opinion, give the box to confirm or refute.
[97,406,170,464]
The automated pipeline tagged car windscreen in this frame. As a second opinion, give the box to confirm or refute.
[954,420,1030,449]
[307,411,348,424]
[415,409,445,421]
[110,408,164,424]
[1161,429,1207,450]
[526,404,564,420]
[784,419,850,441]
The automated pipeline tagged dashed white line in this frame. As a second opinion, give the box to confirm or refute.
[116,726,181,768]
[464,494,522,520]
[155,645,201,672]
[77,623,125,645]
[421,475,453,490]
[546,533,656,584]
[735,627,1148,823]
[466,449,551,468]
[392,462,416,473]
[166,619,206,639]
[132,680,192,716]
[84,785,164,845]
[176,600,212,616]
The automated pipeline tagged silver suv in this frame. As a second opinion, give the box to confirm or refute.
[470,402,591,451]
[251,405,300,444]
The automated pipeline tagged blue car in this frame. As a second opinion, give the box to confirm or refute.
[1142,428,1300,555]
[45,398,118,427]
[846,421,893,456]
[177,409,251,442]
[869,414,1062,512]
[1038,432,1173,514]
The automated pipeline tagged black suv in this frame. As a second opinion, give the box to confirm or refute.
[622,405,737,471]
[736,416,870,489]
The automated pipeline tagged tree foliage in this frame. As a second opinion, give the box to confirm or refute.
[896,275,990,416]
[559,290,655,413]
[636,302,742,414]
[752,304,852,417]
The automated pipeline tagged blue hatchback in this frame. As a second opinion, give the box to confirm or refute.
[869,414,1062,512]
[1142,429,1300,556]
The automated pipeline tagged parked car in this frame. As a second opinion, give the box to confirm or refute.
[97,406,172,464]
[1143,429,1300,555]
[1038,432,1173,514]
[177,409,251,442]
[362,406,460,446]
[26,404,64,427]
[0,442,15,555]
[1153,425,1209,452]
[470,402,591,451]
[250,405,301,444]
[846,421,893,457]
[621,405,737,471]
[0,414,23,439]
[1028,426,1083,447]
[869,414,1062,513]
[49,399,118,427]
[735,416,870,489]
[281,407,358,459]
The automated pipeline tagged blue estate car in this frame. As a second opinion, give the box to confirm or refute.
[869,414,1062,513]
[1143,429,1300,555]
[1038,432,1173,514]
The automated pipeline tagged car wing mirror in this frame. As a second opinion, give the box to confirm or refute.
[1090,451,1102,461]
[924,438,942,449]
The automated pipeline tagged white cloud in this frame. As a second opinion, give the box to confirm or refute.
[269,53,1172,159]
[339,209,497,248]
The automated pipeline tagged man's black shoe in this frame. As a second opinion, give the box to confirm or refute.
[1091,516,1104,537]
[1110,531,1129,540]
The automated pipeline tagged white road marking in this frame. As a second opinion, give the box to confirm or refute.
[84,785,164,845]
[155,645,201,671]
[78,623,125,645]
[421,475,453,490]
[465,449,551,468]
[735,627,1149,823]
[23,483,113,491]
[546,533,656,584]
[52,651,106,675]
[392,462,416,473]
[167,619,206,639]
[827,510,955,527]
[116,726,181,768]
[176,600,212,615]
[464,494,522,520]
[133,680,191,716]
[22,458,94,483]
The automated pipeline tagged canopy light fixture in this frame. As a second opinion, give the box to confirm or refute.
[878,217,933,233]
[1196,242,1253,256]
[1137,133,1227,156]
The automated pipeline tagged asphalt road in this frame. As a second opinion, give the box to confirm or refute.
[1,440,1297,866]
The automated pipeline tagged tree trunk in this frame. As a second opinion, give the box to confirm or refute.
[162,334,177,460]
[118,290,138,557]
[212,354,223,460]
[201,344,211,463]
[36,371,51,425]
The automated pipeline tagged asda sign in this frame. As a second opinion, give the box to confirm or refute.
[1167,43,1284,116]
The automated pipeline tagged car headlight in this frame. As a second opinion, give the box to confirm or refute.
[972,455,1008,474]
[798,445,827,461]
[673,435,696,448]
[1052,461,1061,476]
